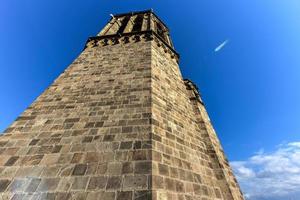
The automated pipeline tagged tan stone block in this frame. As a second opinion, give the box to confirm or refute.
[152,175,164,189]
[15,166,43,177]
[36,178,60,192]
[0,156,10,166]
[41,166,60,177]
[40,154,60,165]
[107,162,122,175]
[57,177,72,192]
[71,177,89,190]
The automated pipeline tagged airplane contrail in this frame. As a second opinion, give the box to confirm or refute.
[214,39,229,52]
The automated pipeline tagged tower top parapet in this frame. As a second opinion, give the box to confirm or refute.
[85,10,179,62]
[98,10,174,48]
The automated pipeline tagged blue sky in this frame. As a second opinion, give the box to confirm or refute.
[1,1,300,199]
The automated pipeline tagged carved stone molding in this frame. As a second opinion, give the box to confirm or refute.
[84,31,179,63]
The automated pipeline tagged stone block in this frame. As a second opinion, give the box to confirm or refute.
[87,176,107,190]
[123,175,148,190]
[106,176,122,190]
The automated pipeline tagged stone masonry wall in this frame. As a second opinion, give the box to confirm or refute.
[0,29,243,199]
[150,39,244,200]
[0,40,153,200]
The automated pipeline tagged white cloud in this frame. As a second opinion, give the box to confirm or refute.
[289,142,300,148]
[231,142,300,200]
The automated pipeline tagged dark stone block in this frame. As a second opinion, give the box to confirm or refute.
[135,161,151,174]
[132,150,147,160]
[52,145,62,153]
[106,176,122,190]
[103,135,115,142]
[118,120,127,126]
[133,141,142,149]
[16,116,36,121]
[117,191,132,200]
[120,141,132,149]
[4,156,19,166]
[82,136,93,143]
[122,162,133,174]
[84,122,95,128]
[134,190,152,200]
[29,139,40,146]
[0,179,11,192]
[158,163,169,176]
[122,126,133,133]
[88,176,107,190]
[95,121,104,127]
[65,118,80,123]
[72,164,87,176]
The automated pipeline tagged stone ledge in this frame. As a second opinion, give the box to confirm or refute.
[84,30,180,62]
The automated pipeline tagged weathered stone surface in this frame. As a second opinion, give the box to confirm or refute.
[123,175,148,190]
[0,10,243,200]
[87,176,107,190]
[106,176,122,190]
[0,179,11,192]
[116,191,132,200]
[72,164,87,176]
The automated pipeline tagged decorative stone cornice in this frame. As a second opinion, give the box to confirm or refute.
[84,30,180,62]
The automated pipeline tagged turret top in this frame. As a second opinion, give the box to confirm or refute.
[98,10,174,48]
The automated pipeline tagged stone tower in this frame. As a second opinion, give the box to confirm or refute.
[0,10,244,200]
